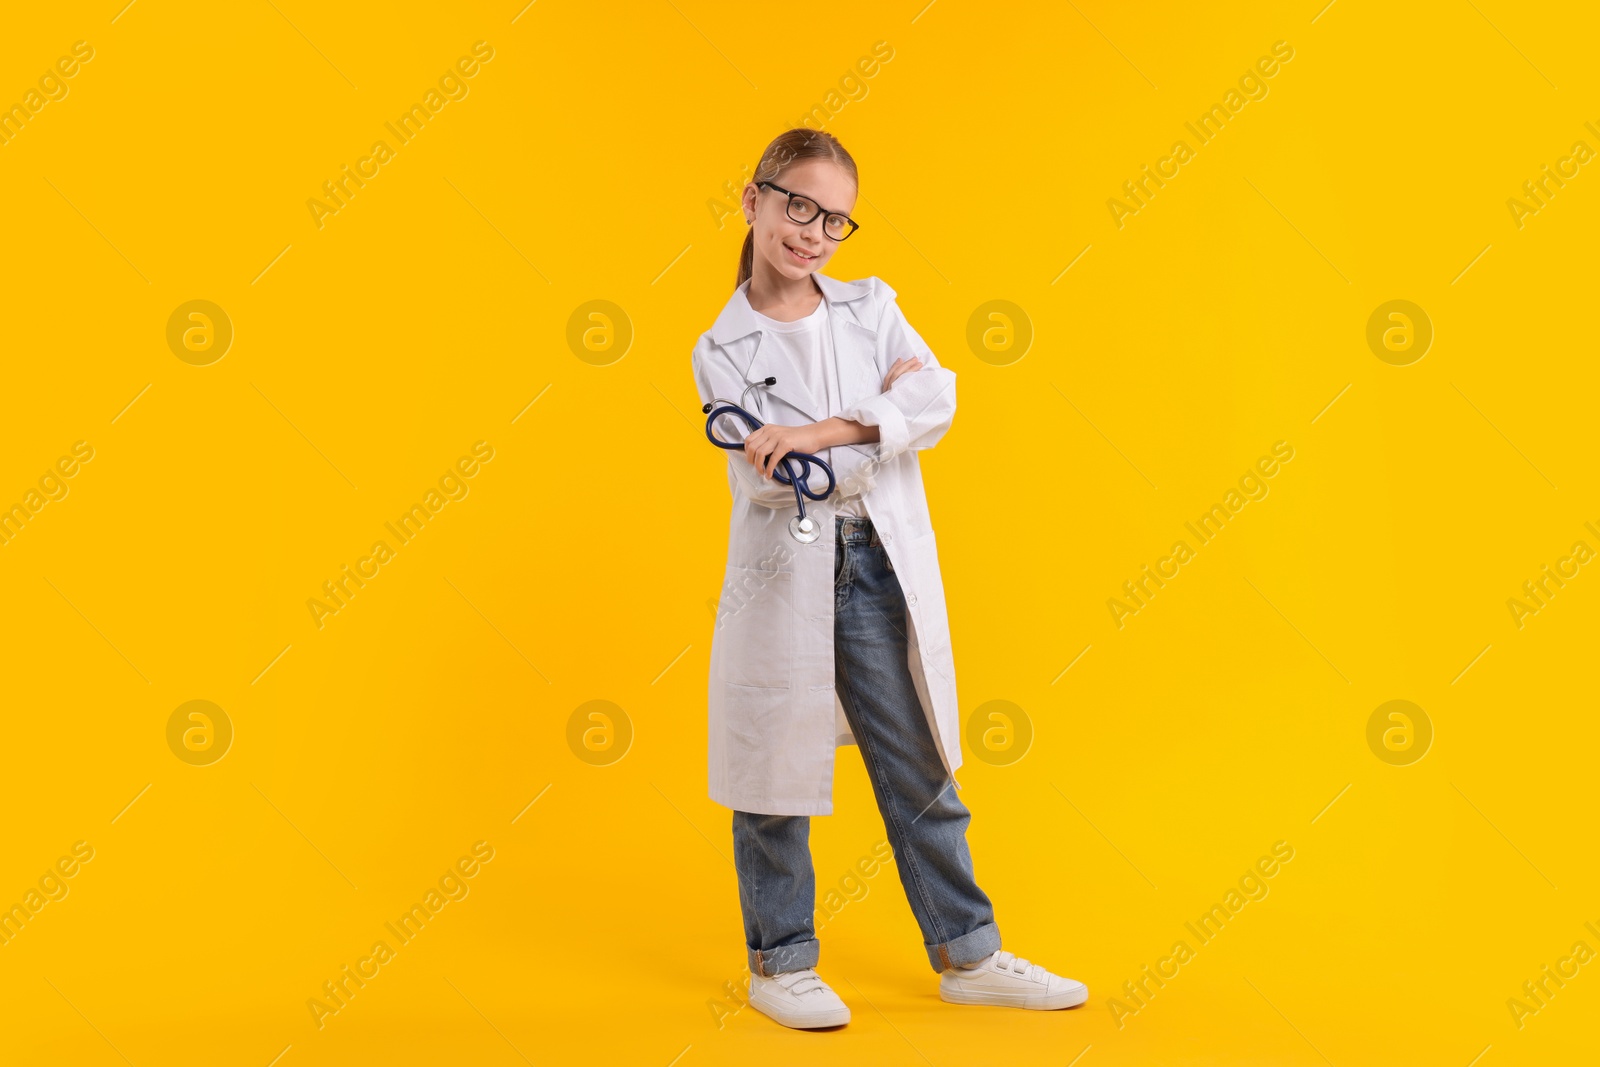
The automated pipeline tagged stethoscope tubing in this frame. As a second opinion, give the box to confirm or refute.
[703,377,836,536]
[703,401,836,515]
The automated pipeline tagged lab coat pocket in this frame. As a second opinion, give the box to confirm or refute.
[716,566,793,689]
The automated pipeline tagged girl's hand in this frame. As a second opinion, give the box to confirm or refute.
[743,422,823,479]
[882,356,923,391]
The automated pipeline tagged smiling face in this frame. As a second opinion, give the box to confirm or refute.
[743,159,858,282]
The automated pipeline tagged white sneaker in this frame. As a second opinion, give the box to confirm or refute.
[748,967,851,1029]
[939,949,1088,1009]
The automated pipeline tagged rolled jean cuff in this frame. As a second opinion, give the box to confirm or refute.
[749,939,820,977]
[926,921,1001,973]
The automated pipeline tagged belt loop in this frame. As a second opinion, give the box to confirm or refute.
[834,516,875,545]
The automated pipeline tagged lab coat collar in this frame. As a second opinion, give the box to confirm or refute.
[709,271,874,347]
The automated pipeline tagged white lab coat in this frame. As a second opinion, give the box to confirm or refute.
[691,272,961,816]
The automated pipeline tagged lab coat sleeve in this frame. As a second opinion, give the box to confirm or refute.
[836,278,957,462]
[692,334,802,511]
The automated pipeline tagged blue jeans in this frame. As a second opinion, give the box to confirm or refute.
[733,514,1001,977]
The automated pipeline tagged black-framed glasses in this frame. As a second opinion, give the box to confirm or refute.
[757,181,860,241]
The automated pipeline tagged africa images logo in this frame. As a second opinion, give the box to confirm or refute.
[306,841,495,1029]
[306,41,496,230]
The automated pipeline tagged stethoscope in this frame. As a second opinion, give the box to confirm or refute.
[702,377,835,544]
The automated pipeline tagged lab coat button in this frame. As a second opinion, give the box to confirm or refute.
[908,593,918,605]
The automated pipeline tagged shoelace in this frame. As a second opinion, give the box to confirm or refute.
[990,950,1047,983]
[772,968,829,997]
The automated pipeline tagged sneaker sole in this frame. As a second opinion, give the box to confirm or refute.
[749,993,851,1029]
[939,982,1089,1010]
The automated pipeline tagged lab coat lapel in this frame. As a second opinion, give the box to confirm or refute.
[745,333,822,423]
[829,312,883,415]
[818,272,883,414]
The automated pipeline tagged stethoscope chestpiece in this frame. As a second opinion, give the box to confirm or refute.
[789,515,821,544]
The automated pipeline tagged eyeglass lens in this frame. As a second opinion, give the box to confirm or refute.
[785,194,852,239]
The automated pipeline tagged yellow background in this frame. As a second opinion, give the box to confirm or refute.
[2,1,1596,1064]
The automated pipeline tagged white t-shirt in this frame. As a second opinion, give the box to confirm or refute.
[751,298,869,518]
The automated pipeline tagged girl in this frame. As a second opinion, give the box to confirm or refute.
[692,128,1087,1030]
